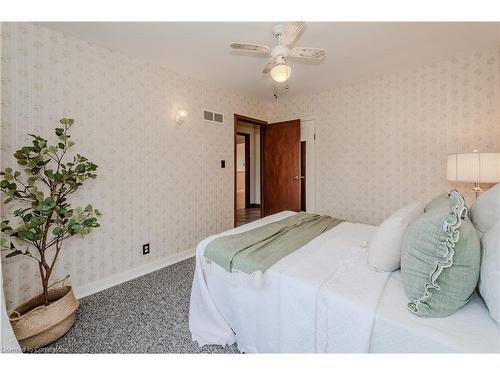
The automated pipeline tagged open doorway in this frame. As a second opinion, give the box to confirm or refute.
[233,115,315,227]
[234,115,264,227]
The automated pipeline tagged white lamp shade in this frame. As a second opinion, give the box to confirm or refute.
[270,64,291,83]
[447,152,500,183]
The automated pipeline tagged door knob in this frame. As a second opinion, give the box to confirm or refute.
[293,176,299,180]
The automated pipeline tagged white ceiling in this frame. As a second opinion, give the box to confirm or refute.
[42,22,500,100]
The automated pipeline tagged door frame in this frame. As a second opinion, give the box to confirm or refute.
[299,119,316,213]
[234,114,267,227]
[300,140,306,212]
[236,132,251,209]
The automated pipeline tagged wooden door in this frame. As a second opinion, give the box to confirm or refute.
[262,119,301,216]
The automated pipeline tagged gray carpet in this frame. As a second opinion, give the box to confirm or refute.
[36,257,239,353]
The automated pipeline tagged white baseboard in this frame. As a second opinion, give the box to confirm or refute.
[73,248,196,299]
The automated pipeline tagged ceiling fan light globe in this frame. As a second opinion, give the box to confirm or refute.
[270,64,291,82]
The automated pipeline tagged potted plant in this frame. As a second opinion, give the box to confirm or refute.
[0,118,101,350]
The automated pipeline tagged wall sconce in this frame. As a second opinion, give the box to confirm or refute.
[175,110,188,125]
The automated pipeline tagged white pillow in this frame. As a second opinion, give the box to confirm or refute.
[368,202,424,272]
[479,219,500,324]
[471,183,500,235]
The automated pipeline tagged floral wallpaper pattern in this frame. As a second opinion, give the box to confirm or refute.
[0,23,267,308]
[268,49,500,225]
[2,22,500,309]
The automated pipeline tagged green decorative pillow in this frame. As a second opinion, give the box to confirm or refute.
[425,191,471,219]
[424,192,449,212]
[401,190,481,318]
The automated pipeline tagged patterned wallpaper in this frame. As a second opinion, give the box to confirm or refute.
[0,23,267,308]
[2,22,500,309]
[268,50,500,225]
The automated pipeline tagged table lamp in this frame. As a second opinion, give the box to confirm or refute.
[447,151,500,197]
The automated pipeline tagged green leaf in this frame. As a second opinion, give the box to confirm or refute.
[4,168,12,174]
[17,231,35,241]
[27,177,36,185]
[6,250,22,258]
[44,169,55,180]
[52,227,63,236]
[58,142,65,149]
[28,215,46,226]
[55,128,64,136]
[69,223,81,233]
[0,180,9,188]
[36,191,44,202]
[82,218,97,226]
[37,197,56,212]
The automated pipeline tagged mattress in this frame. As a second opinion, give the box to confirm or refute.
[190,211,500,353]
[370,271,500,353]
[190,211,383,352]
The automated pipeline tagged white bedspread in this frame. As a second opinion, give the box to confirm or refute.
[189,211,500,353]
[189,211,387,353]
[316,246,391,352]
[370,271,500,353]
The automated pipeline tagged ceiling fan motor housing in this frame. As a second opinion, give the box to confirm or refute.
[271,45,290,58]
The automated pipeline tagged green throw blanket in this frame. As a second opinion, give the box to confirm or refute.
[204,213,343,274]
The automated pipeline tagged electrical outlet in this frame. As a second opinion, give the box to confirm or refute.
[143,243,150,255]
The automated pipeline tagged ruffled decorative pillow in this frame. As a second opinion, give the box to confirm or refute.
[401,190,481,317]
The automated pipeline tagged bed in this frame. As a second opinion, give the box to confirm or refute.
[189,211,500,353]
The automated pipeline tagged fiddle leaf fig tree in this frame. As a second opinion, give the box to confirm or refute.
[0,118,101,306]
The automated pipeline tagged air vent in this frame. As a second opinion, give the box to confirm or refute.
[203,110,213,121]
[203,110,224,124]
[213,113,223,123]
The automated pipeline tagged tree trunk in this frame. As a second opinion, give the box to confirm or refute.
[42,279,49,306]
[38,262,50,306]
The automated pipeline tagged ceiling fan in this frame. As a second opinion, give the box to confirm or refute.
[230,22,327,83]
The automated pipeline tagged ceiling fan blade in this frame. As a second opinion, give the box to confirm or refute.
[281,22,305,46]
[290,47,327,59]
[262,57,277,74]
[230,42,271,55]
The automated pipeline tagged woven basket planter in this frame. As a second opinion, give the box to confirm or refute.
[9,286,79,351]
